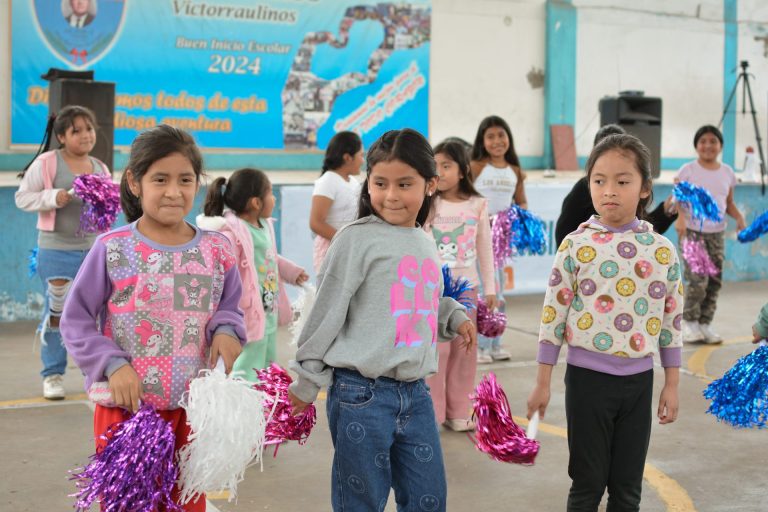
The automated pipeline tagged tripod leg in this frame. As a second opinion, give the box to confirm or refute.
[742,77,767,195]
[719,73,743,128]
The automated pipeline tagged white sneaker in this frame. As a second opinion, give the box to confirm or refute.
[444,418,476,432]
[699,324,723,344]
[477,348,493,364]
[682,320,704,343]
[43,374,65,400]
[490,346,512,361]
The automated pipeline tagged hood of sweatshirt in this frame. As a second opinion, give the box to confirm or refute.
[577,215,653,235]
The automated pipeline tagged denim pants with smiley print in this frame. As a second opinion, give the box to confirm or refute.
[327,368,447,512]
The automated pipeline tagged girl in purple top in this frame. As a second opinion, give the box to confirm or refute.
[61,125,246,511]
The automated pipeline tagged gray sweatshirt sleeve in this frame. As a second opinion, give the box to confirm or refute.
[437,296,470,343]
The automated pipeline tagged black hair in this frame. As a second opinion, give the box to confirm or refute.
[18,105,98,178]
[693,125,723,147]
[586,134,654,219]
[358,128,437,226]
[433,140,480,198]
[120,124,203,223]
[470,115,521,168]
[322,131,363,174]
[203,168,271,217]
[593,124,626,146]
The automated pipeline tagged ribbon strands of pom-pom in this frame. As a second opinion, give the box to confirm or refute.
[177,359,268,504]
[70,404,179,512]
[703,342,768,429]
[673,181,723,227]
[471,373,540,464]
[508,204,547,257]
[737,210,768,243]
[72,173,121,235]
[28,247,38,277]
[442,265,475,310]
[491,207,515,267]
[254,364,316,455]
[477,298,507,338]
[682,238,719,276]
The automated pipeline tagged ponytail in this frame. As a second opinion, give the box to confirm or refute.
[18,114,56,178]
[203,177,228,216]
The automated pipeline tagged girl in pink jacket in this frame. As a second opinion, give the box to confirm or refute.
[198,168,308,381]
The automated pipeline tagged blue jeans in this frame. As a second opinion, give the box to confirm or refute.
[36,248,89,378]
[327,369,447,512]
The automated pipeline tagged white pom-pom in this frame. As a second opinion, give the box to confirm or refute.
[290,283,317,346]
[177,360,267,504]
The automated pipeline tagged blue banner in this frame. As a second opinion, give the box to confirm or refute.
[11,0,431,150]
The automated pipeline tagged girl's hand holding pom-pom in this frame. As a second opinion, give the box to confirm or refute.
[210,334,242,374]
[458,320,477,353]
[56,189,72,207]
[484,295,498,311]
[526,383,550,420]
[295,271,309,285]
[287,389,311,416]
[108,364,143,413]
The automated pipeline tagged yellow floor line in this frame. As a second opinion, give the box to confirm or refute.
[514,415,696,512]
[0,393,88,408]
[686,336,753,381]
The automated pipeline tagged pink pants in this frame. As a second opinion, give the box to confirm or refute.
[427,290,478,424]
[312,235,332,274]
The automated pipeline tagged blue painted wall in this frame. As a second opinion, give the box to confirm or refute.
[722,0,739,168]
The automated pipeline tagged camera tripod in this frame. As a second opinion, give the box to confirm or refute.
[719,60,766,195]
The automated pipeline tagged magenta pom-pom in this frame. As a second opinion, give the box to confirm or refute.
[70,404,179,512]
[254,363,316,454]
[72,173,121,235]
[477,298,507,338]
[471,373,540,465]
[491,208,515,267]
[682,238,719,276]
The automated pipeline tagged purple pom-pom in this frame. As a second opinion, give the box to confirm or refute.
[491,208,514,267]
[70,404,179,512]
[477,298,507,338]
[72,174,121,235]
[682,238,719,276]
[471,373,540,464]
[737,210,768,243]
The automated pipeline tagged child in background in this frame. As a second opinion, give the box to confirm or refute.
[309,131,364,272]
[288,129,476,512]
[425,140,496,432]
[527,134,682,511]
[752,302,768,343]
[61,125,246,512]
[470,115,527,363]
[15,105,111,400]
[198,168,308,381]
[675,125,746,344]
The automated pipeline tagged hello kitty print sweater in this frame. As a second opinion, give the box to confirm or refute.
[537,216,683,376]
[426,195,495,293]
[61,222,247,410]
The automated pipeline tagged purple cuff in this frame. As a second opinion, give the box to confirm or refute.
[537,342,562,365]
[659,347,682,368]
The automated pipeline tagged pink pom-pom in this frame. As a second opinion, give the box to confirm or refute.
[254,363,316,455]
[682,238,719,276]
[491,208,514,267]
[471,373,540,465]
[477,298,507,338]
[72,174,121,235]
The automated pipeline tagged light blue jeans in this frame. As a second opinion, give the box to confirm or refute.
[327,368,447,511]
[36,248,89,378]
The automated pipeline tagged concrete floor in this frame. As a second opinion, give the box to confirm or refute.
[1,281,766,511]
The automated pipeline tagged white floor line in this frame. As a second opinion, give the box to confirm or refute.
[0,399,90,411]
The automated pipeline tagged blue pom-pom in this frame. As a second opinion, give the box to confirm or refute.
[703,343,768,429]
[442,265,475,310]
[28,247,38,277]
[737,210,768,243]
[508,205,547,256]
[673,181,723,226]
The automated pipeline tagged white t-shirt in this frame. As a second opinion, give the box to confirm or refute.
[312,171,362,231]
[473,163,518,215]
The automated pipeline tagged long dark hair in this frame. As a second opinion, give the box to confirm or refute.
[434,140,480,198]
[693,124,723,147]
[322,131,362,174]
[19,105,97,178]
[358,129,437,226]
[470,115,521,168]
[203,168,271,217]
[586,134,654,219]
[120,125,203,223]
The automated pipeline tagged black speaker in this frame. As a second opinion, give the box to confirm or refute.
[49,79,115,171]
[599,92,662,178]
